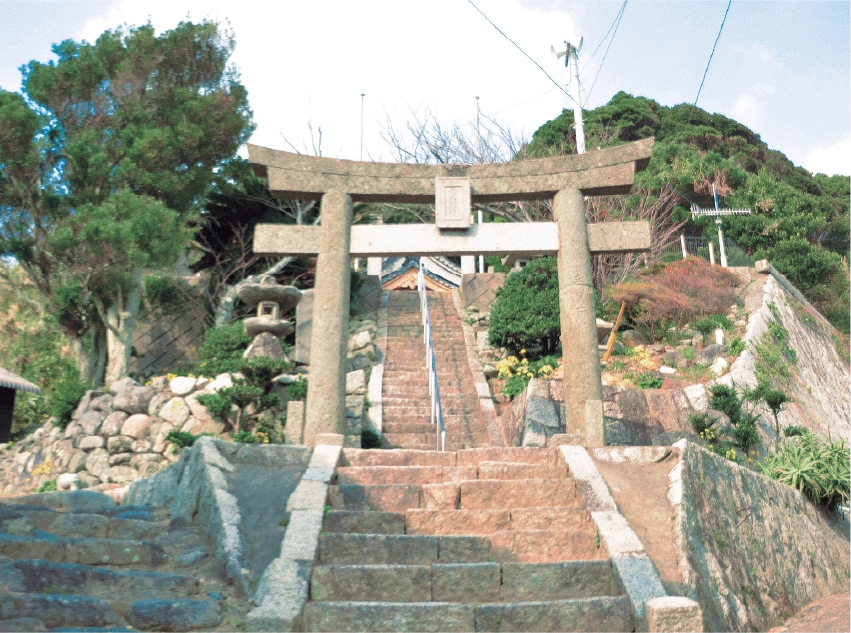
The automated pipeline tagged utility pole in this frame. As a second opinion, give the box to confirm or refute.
[360,93,365,161]
[690,183,751,268]
[475,96,482,163]
[552,37,585,154]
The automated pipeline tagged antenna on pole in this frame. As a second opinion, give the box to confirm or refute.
[552,36,585,154]
[690,184,750,268]
[360,93,365,161]
[475,96,482,163]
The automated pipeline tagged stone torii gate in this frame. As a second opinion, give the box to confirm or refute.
[248,138,654,448]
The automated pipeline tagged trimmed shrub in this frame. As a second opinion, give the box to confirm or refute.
[196,322,251,376]
[488,258,560,358]
[165,430,200,448]
[606,257,738,340]
[361,429,384,449]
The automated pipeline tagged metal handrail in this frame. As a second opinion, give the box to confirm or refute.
[418,261,446,451]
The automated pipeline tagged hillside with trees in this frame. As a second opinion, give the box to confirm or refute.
[527,92,850,333]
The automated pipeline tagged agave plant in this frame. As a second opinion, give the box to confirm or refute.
[759,433,850,510]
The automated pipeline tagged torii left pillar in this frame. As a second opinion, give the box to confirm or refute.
[303,190,353,445]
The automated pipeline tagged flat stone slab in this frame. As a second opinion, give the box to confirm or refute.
[237,283,302,312]
[0,594,118,629]
[129,598,222,632]
[474,596,633,633]
[303,601,475,632]
[310,564,431,602]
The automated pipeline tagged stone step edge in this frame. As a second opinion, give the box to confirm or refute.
[557,444,702,631]
[245,442,344,633]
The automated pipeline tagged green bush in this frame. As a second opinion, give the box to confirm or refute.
[681,346,696,361]
[36,478,57,493]
[488,258,560,358]
[783,425,809,438]
[501,374,531,400]
[4,329,89,436]
[143,274,192,316]
[287,377,308,400]
[635,373,663,389]
[692,314,733,337]
[361,428,384,449]
[231,430,260,443]
[729,338,746,355]
[760,434,850,510]
[688,412,714,435]
[196,322,252,376]
[240,356,293,387]
[165,430,200,448]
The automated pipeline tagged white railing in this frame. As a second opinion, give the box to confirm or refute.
[418,261,446,452]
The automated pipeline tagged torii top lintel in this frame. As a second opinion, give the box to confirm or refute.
[247,138,654,203]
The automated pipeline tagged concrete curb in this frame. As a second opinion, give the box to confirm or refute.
[366,292,389,435]
[558,445,702,632]
[450,289,504,447]
[246,443,342,632]
[124,438,315,598]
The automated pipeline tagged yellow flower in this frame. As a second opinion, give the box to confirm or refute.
[519,349,527,356]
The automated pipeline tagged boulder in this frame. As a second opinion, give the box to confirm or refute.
[243,332,287,359]
[348,330,372,351]
[345,370,366,395]
[109,453,133,466]
[104,466,140,484]
[148,376,169,393]
[121,414,152,440]
[697,344,727,366]
[72,391,98,421]
[169,376,197,397]
[77,410,104,435]
[620,330,648,348]
[77,472,101,489]
[89,394,113,412]
[131,439,154,453]
[77,436,105,452]
[204,374,233,394]
[109,377,138,396]
[159,397,191,427]
[181,417,226,436]
[100,412,128,436]
[67,450,88,474]
[57,473,80,491]
[113,387,154,415]
[147,391,172,417]
[85,448,110,479]
[107,436,134,455]
[661,350,682,366]
[63,423,83,440]
[711,357,729,376]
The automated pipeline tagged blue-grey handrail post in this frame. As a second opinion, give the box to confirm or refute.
[418,261,446,451]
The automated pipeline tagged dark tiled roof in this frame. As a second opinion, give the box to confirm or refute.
[0,368,41,393]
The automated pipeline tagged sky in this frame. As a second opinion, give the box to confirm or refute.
[1,0,849,175]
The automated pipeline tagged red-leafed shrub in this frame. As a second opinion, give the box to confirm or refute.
[605,257,738,339]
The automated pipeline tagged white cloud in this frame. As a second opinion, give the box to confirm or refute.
[75,0,581,161]
[731,92,768,131]
[804,138,851,176]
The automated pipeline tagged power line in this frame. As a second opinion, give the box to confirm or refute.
[694,0,732,106]
[465,0,578,106]
[583,0,627,107]
[580,0,627,72]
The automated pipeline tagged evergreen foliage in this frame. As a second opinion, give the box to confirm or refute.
[488,258,560,358]
[529,92,850,333]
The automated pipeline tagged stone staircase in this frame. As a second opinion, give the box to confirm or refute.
[0,490,245,631]
[303,447,632,632]
[383,291,491,451]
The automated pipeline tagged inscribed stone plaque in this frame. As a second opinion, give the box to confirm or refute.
[435,177,471,229]
[295,289,314,365]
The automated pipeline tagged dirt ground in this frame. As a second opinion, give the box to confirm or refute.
[768,592,851,633]
[592,455,683,591]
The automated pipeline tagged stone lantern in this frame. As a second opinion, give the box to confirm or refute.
[238,277,303,359]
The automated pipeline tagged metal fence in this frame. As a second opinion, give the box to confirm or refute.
[659,235,755,268]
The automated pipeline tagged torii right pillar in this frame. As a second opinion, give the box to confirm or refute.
[555,188,604,446]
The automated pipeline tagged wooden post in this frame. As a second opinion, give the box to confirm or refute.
[680,234,688,260]
[709,242,716,266]
[602,302,627,363]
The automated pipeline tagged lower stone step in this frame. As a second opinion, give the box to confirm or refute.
[406,509,510,535]
[0,558,198,600]
[0,593,119,630]
[323,511,406,535]
[489,529,604,562]
[0,534,166,567]
[459,479,577,510]
[302,597,632,632]
[341,449,457,468]
[477,461,567,481]
[318,533,490,565]
[329,484,421,512]
[310,560,622,604]
[336,466,477,486]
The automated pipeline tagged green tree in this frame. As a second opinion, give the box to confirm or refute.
[0,21,254,385]
[488,258,561,357]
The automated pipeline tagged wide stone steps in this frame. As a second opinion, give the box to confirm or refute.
[303,447,628,632]
[303,597,633,632]
[382,291,490,451]
[0,490,234,631]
